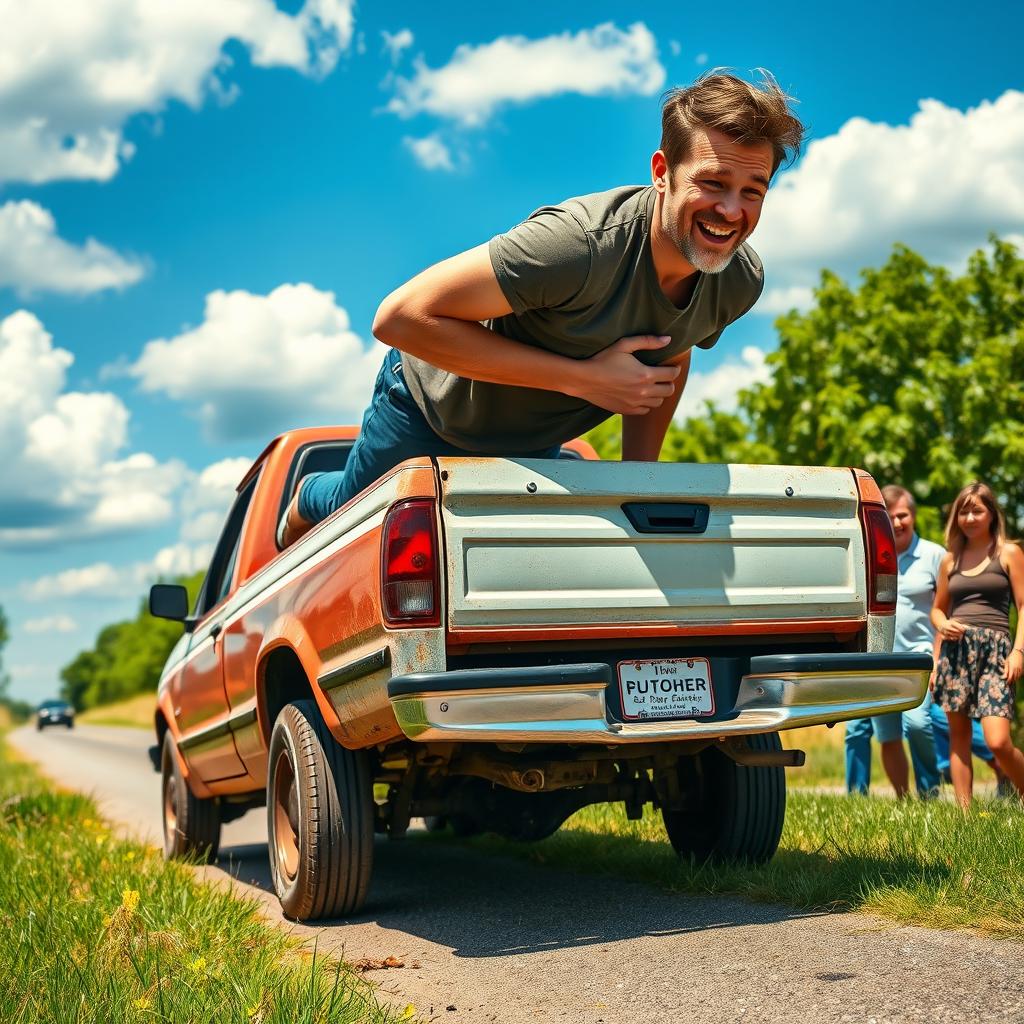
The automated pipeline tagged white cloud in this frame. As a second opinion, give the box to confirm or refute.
[755,90,1024,313]
[24,545,211,601]
[128,283,384,442]
[404,133,454,171]
[24,563,124,600]
[0,0,354,184]
[149,542,214,579]
[753,285,815,316]
[0,200,144,296]
[382,28,414,64]
[387,22,664,126]
[180,457,253,544]
[0,310,186,546]
[669,40,682,57]
[676,346,771,420]
[22,615,77,634]
[22,455,251,601]
[695,52,708,66]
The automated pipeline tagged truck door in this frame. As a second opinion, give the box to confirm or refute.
[174,473,260,782]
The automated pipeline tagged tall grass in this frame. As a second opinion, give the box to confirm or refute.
[0,737,410,1024]
[459,791,1024,940]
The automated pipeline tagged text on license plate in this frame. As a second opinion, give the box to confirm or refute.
[616,657,715,720]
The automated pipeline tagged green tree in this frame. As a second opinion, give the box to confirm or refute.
[588,237,1024,540]
[60,570,206,710]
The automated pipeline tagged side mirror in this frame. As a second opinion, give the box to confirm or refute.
[149,584,190,623]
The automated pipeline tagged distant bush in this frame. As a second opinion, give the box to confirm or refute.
[60,572,204,711]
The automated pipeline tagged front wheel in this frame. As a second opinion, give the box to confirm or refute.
[267,700,374,921]
[661,733,785,864]
[161,730,220,862]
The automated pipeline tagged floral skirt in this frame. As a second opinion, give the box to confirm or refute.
[934,626,1015,720]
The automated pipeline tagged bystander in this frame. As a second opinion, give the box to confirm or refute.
[845,486,942,797]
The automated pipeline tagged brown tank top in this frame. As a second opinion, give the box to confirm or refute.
[948,553,1011,634]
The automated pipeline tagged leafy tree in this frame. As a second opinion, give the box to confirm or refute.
[588,237,1024,540]
[60,571,205,710]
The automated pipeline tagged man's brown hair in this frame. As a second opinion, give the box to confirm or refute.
[882,484,916,515]
[660,70,804,178]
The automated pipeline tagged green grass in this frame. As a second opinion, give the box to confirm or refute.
[0,737,412,1024]
[77,693,157,730]
[455,790,1024,940]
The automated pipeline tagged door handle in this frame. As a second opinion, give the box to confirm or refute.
[622,502,710,534]
[210,623,223,642]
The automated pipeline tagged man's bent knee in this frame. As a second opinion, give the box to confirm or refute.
[297,470,349,526]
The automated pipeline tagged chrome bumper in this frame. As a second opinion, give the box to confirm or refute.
[388,653,932,744]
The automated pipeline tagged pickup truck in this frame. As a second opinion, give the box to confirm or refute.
[149,425,930,921]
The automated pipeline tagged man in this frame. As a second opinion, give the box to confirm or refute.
[279,72,804,544]
[845,486,945,798]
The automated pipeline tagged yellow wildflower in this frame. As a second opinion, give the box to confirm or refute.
[190,957,207,973]
[124,850,136,861]
[122,889,140,914]
[134,997,151,1010]
[399,1005,416,1021]
[101,914,112,928]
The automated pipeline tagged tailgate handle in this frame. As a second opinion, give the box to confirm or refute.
[622,502,710,534]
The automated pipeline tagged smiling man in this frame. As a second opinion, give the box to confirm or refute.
[282,71,804,542]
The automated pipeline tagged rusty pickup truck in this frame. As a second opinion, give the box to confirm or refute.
[149,426,930,920]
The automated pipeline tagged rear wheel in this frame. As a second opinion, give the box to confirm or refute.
[161,730,220,862]
[662,733,785,864]
[267,700,374,921]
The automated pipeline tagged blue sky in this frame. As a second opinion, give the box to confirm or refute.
[2,0,1023,702]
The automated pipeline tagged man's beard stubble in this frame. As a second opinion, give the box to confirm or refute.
[664,212,743,275]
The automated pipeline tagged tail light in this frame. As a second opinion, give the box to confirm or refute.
[381,499,440,627]
[854,470,898,614]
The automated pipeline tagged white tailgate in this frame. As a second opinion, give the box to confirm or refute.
[436,459,865,629]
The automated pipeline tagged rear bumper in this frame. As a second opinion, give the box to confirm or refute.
[387,652,932,744]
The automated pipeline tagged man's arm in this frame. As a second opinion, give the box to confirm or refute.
[373,244,681,417]
[620,349,692,461]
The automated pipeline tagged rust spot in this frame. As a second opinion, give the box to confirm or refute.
[415,640,431,668]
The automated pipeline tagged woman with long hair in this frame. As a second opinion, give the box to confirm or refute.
[931,482,1024,806]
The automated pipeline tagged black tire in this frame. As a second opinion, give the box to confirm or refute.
[66,721,73,729]
[267,700,374,921]
[161,730,220,862]
[423,815,447,832]
[662,733,785,865]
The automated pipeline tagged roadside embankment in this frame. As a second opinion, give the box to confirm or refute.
[0,734,410,1024]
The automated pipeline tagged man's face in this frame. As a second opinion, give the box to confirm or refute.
[655,126,773,274]
[887,497,916,554]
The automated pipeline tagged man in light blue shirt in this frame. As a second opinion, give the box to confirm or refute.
[845,485,944,796]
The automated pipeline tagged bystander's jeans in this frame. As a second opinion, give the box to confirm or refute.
[845,690,941,797]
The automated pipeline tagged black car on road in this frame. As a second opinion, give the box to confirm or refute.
[36,700,75,731]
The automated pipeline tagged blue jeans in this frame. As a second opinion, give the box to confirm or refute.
[928,698,994,773]
[299,349,561,523]
[845,691,941,796]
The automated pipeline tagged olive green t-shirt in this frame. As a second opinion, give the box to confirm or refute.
[401,185,764,452]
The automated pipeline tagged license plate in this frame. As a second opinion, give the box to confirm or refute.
[616,657,714,720]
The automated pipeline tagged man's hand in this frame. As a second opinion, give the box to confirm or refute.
[567,335,681,415]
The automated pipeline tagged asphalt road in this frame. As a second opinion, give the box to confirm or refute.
[12,723,1024,1024]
